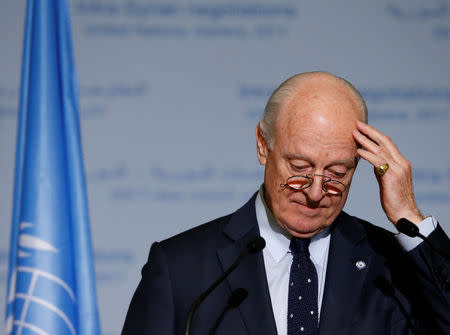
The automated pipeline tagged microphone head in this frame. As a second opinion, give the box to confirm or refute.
[396,218,419,237]
[374,277,395,297]
[247,236,266,253]
[228,288,248,308]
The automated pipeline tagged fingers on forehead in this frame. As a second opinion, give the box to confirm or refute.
[356,122,403,158]
[357,148,386,167]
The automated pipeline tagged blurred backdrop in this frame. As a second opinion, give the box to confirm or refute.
[1,1,449,334]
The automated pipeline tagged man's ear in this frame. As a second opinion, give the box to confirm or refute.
[255,123,268,166]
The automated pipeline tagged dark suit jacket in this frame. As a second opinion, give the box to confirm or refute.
[122,194,450,335]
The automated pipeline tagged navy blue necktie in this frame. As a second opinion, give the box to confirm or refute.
[288,238,318,335]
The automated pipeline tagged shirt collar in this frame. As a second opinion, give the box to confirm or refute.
[255,184,331,263]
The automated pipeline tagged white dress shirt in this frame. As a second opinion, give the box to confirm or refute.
[254,186,437,335]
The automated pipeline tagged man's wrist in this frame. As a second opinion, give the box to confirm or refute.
[404,208,425,225]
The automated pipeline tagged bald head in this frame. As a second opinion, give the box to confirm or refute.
[259,71,368,149]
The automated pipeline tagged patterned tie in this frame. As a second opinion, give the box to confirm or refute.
[288,238,318,335]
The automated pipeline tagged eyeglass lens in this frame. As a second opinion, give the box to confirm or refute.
[285,176,345,195]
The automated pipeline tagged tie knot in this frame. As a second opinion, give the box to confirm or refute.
[289,238,310,255]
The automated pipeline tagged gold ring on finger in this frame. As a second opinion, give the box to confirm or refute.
[375,163,389,176]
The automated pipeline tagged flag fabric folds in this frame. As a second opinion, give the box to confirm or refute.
[5,1,100,334]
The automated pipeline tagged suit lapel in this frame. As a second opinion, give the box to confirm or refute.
[318,213,372,335]
[218,193,278,335]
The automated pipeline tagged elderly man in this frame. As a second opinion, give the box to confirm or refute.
[122,72,449,335]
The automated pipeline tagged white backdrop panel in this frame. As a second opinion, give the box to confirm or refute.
[0,1,449,334]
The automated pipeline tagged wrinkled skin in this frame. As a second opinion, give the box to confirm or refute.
[256,73,422,238]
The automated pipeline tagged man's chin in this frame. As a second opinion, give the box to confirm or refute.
[290,228,324,239]
[283,219,327,238]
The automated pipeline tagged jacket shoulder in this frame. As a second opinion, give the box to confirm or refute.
[159,213,234,253]
[159,192,259,252]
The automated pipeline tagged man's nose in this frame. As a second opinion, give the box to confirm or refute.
[305,175,324,202]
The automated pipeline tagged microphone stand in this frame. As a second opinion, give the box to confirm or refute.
[184,237,265,335]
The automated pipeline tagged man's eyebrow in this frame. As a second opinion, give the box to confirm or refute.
[284,153,310,161]
[330,158,358,167]
[284,152,358,167]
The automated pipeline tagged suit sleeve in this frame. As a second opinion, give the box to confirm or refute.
[122,242,175,335]
[406,225,450,334]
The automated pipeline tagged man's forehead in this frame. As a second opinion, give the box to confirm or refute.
[283,152,358,167]
[285,97,361,122]
[277,94,362,143]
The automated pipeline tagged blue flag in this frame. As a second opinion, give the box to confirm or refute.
[5,1,101,334]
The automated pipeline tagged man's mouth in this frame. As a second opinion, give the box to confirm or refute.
[292,200,323,214]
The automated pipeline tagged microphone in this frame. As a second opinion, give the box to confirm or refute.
[396,218,420,238]
[184,237,266,335]
[227,287,248,308]
[247,236,266,253]
[397,218,450,261]
[209,288,248,334]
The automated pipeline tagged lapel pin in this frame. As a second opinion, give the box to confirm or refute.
[355,260,366,270]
